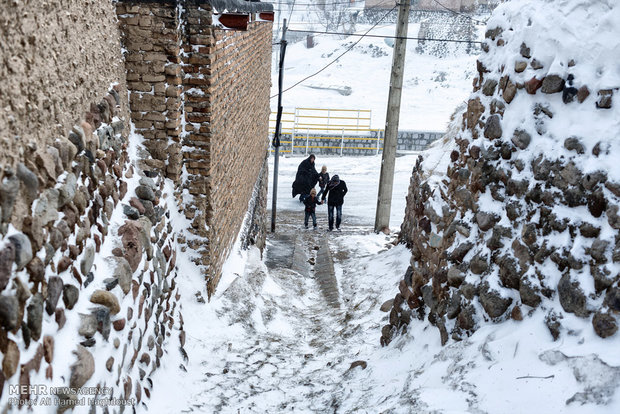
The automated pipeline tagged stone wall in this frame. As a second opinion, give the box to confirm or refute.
[0,69,183,413]
[0,0,129,171]
[116,2,273,297]
[0,1,184,410]
[417,0,481,12]
[417,14,480,57]
[382,19,620,347]
[360,8,479,25]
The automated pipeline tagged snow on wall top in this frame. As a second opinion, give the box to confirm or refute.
[208,0,273,13]
[478,0,620,182]
[390,0,620,354]
[486,0,620,88]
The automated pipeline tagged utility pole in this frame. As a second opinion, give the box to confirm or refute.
[271,19,288,233]
[374,0,411,233]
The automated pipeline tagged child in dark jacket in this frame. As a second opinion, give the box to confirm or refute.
[317,165,330,199]
[303,188,323,229]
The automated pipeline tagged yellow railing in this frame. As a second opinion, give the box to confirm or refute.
[269,107,374,133]
[269,107,384,155]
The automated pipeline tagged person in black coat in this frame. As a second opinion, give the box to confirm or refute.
[292,154,319,201]
[303,188,323,229]
[321,175,348,231]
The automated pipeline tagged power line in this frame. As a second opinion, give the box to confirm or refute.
[277,21,394,27]
[430,0,487,25]
[266,0,371,6]
[287,28,483,44]
[271,0,393,12]
[270,4,398,100]
[279,21,480,30]
[287,0,297,22]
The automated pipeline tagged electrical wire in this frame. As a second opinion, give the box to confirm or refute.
[270,4,398,100]
[430,0,487,25]
[287,28,483,43]
[269,0,368,5]
[271,0,393,13]
[287,0,297,22]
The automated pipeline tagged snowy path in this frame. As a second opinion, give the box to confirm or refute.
[175,211,403,413]
[148,154,620,414]
[147,155,417,413]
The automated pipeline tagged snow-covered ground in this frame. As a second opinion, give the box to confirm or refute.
[273,23,481,131]
[148,154,619,414]
[145,2,620,412]
[268,154,435,231]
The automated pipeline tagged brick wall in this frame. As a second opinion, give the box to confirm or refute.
[116,1,184,180]
[117,2,273,297]
[205,21,272,295]
[181,8,272,295]
[181,3,214,278]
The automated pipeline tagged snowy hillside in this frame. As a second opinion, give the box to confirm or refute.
[273,21,484,131]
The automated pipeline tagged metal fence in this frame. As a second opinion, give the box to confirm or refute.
[269,107,444,156]
[269,107,383,155]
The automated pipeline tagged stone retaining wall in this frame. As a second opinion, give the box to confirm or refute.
[382,20,620,347]
[0,80,183,411]
[0,0,184,409]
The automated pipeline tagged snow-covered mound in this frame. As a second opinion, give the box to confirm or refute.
[383,0,620,408]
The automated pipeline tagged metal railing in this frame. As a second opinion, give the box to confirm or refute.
[269,108,384,155]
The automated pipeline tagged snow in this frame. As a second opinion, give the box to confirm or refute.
[274,22,482,131]
[147,1,620,413]
[480,0,620,182]
[268,154,424,229]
